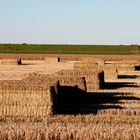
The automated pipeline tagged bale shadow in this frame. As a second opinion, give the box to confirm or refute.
[135,66,140,71]
[51,85,140,115]
[118,75,139,79]
[104,82,138,89]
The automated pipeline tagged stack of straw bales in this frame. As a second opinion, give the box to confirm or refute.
[0,71,87,118]
[0,80,59,118]
[21,73,86,91]
[59,77,86,91]
[105,63,135,72]
[56,69,104,91]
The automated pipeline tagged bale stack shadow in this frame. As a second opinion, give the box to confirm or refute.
[51,58,140,115]
[51,82,140,115]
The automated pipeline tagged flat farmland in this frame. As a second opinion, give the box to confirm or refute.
[0,44,139,54]
[0,54,140,140]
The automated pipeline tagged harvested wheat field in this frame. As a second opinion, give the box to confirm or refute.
[0,54,140,140]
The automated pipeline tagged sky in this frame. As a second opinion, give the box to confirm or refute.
[0,0,140,44]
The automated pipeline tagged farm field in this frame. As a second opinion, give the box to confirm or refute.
[0,54,140,139]
[0,44,139,54]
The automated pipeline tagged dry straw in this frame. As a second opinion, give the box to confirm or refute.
[59,76,86,91]
[0,90,52,117]
[0,79,59,118]
[74,62,98,70]
[45,57,60,63]
[110,60,139,65]
[56,70,104,91]
[0,59,22,65]
[81,58,105,66]
[104,67,118,80]
[21,73,86,90]
[0,71,87,118]
[117,67,135,72]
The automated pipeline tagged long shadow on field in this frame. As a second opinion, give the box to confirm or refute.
[104,82,138,89]
[118,75,139,79]
[51,85,140,115]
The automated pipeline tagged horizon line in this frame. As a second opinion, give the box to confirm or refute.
[0,43,139,46]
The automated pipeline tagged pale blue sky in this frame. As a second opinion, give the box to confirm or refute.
[0,0,140,44]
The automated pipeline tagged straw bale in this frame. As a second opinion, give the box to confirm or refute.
[0,80,59,118]
[104,68,118,75]
[113,63,135,68]
[105,63,135,68]
[21,73,87,90]
[74,60,105,70]
[82,58,100,62]
[97,60,105,66]
[105,74,118,81]
[108,60,139,65]
[104,67,118,81]
[86,75,100,91]
[56,69,104,91]
[104,64,135,72]
[59,76,86,91]
[81,58,105,66]
[45,57,60,63]
[0,90,50,117]
[74,62,98,70]
[117,67,135,72]
[0,59,22,65]
[56,70,100,77]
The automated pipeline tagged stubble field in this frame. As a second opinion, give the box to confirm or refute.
[0,54,140,140]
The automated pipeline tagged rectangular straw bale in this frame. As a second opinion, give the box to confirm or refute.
[74,62,98,70]
[0,59,22,65]
[113,63,135,67]
[59,77,86,91]
[21,73,58,85]
[21,73,87,91]
[86,75,100,91]
[56,70,100,77]
[56,69,104,91]
[45,75,87,91]
[117,67,135,71]
[0,76,55,91]
[82,58,101,62]
[0,89,51,117]
[0,81,59,118]
[104,68,118,75]
[104,74,118,81]
[97,60,105,66]
[104,68,118,81]
[82,58,105,66]
[45,57,60,63]
[110,60,139,65]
